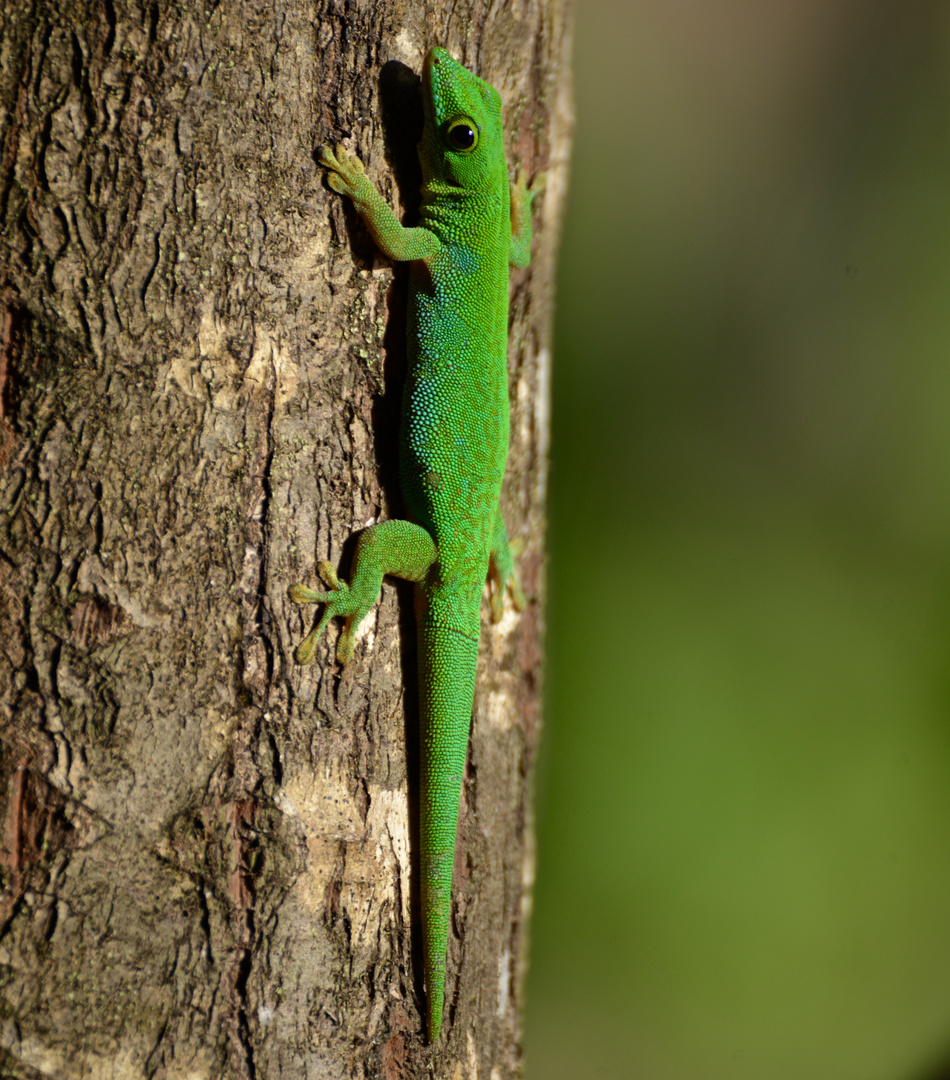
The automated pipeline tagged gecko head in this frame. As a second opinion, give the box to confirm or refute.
[419,47,506,192]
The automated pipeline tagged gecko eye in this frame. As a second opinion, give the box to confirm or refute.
[445,117,479,152]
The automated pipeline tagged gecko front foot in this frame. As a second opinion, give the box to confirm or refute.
[318,144,368,201]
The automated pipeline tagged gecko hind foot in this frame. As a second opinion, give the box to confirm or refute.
[289,561,356,664]
[489,538,528,622]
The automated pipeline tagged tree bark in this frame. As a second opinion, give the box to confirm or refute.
[0,1,570,1077]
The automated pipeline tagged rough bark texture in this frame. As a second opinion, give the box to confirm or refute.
[0,0,570,1077]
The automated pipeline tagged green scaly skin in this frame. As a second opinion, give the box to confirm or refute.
[290,48,535,1042]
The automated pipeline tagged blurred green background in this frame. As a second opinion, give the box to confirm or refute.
[524,2,950,1078]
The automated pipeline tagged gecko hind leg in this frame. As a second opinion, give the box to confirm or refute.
[289,518,437,665]
[487,509,527,623]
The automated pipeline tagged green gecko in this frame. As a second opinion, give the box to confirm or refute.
[289,47,536,1041]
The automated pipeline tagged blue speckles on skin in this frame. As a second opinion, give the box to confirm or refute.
[450,245,479,277]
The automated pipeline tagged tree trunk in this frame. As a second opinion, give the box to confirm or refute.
[0,1,570,1076]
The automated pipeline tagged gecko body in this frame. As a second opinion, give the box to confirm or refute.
[290,47,534,1041]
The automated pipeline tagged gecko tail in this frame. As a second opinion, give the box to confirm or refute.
[417,623,479,1041]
